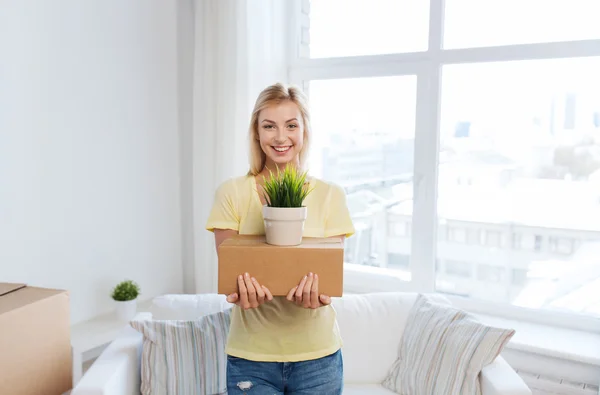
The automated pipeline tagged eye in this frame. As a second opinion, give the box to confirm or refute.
[287,124,298,129]
[262,124,274,130]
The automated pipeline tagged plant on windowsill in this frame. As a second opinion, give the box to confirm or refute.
[262,164,313,246]
[111,279,140,321]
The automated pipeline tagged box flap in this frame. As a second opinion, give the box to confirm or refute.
[0,284,72,394]
[0,283,26,297]
[0,285,66,316]
[221,235,342,248]
[222,235,267,245]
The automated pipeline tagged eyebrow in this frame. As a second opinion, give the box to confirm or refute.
[261,118,298,124]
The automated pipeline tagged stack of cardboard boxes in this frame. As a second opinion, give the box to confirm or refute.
[218,235,345,297]
[0,283,72,395]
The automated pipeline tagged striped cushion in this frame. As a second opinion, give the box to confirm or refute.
[130,309,231,395]
[382,294,515,395]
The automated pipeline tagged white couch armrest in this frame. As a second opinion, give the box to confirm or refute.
[480,356,532,395]
[71,325,143,395]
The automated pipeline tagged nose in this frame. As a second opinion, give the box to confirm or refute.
[274,127,286,143]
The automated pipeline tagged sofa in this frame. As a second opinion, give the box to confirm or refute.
[71,292,532,395]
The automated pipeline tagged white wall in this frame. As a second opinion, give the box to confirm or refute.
[0,0,183,324]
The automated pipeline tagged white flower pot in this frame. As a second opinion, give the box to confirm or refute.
[262,206,307,246]
[115,299,137,321]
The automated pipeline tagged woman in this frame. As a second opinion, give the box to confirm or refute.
[206,83,354,395]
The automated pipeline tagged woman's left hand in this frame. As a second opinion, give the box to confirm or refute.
[286,272,331,309]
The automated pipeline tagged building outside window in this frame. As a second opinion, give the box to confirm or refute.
[511,233,522,250]
[291,0,600,330]
[484,230,503,248]
[549,236,575,255]
[466,228,482,245]
[534,235,544,252]
[447,226,467,243]
[477,264,505,283]
[445,260,472,278]
[390,222,411,238]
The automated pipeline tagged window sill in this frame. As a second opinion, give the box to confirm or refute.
[476,313,600,367]
[343,264,600,367]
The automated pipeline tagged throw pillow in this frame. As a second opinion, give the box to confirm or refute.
[130,309,231,395]
[382,294,515,395]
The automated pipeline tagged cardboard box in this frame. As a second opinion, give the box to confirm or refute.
[218,235,344,297]
[0,283,72,395]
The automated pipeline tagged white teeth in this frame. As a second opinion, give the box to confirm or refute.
[273,146,291,152]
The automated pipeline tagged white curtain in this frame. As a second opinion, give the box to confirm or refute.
[192,0,290,293]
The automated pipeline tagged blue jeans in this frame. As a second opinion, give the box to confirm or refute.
[226,349,343,394]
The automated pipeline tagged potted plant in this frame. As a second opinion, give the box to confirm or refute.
[111,279,140,321]
[262,164,313,246]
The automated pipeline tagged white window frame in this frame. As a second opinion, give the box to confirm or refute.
[287,0,600,333]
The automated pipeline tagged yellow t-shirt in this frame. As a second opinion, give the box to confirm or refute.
[205,174,355,362]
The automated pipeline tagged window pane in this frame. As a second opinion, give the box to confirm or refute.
[444,0,600,49]
[308,0,429,58]
[445,260,472,277]
[435,57,600,318]
[308,76,416,276]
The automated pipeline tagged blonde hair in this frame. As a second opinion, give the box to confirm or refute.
[248,83,312,176]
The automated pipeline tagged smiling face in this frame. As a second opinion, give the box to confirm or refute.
[257,100,305,171]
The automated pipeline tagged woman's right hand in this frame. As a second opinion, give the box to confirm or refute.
[226,272,273,310]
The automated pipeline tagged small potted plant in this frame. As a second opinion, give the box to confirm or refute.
[262,164,313,246]
[111,279,140,321]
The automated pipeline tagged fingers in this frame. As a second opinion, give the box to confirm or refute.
[287,285,298,302]
[286,273,325,309]
[226,293,239,304]
[310,273,319,309]
[237,274,250,309]
[236,272,327,310]
[236,274,271,310]
[244,273,258,309]
[252,277,265,304]
[319,294,331,306]
[295,275,308,306]
[303,273,314,308]
[262,285,274,301]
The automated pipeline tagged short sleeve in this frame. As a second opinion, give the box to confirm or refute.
[324,184,355,238]
[205,180,240,232]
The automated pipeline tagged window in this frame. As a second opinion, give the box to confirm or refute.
[307,76,416,273]
[308,0,429,58]
[388,253,410,271]
[511,233,522,250]
[445,260,472,278]
[549,237,575,255]
[447,226,466,243]
[466,229,481,245]
[483,230,502,248]
[390,222,411,238]
[436,57,600,309]
[477,264,505,284]
[511,269,529,287]
[534,235,543,252]
[444,0,600,49]
[294,0,600,330]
